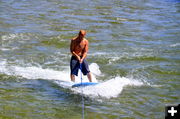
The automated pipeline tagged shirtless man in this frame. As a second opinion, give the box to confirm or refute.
[70,30,92,82]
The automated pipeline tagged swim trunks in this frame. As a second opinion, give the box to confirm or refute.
[70,56,90,76]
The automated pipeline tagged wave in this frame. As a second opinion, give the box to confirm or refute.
[0,60,99,81]
[1,33,36,41]
[0,60,145,99]
[170,43,180,47]
[1,33,40,51]
[70,77,143,99]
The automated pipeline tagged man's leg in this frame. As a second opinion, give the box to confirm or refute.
[87,72,92,82]
[70,74,75,82]
[81,59,92,82]
[70,56,79,82]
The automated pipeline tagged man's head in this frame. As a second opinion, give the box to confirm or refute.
[79,30,86,38]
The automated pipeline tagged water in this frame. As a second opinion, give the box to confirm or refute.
[0,0,180,118]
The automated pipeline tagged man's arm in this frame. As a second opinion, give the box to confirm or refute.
[81,40,89,61]
[70,39,74,54]
[70,39,80,61]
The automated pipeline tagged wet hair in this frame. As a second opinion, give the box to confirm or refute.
[79,30,86,36]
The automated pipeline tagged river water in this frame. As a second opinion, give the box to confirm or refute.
[0,0,180,119]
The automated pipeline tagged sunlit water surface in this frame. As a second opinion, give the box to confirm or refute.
[0,0,180,119]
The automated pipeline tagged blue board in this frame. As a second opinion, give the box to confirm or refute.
[72,82,98,88]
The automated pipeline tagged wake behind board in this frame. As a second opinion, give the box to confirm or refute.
[72,82,98,88]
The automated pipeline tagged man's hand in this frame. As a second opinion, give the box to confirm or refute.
[76,56,83,63]
[80,59,83,63]
[77,56,81,61]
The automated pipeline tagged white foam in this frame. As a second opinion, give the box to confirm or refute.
[0,47,20,51]
[170,43,180,47]
[1,33,31,41]
[89,52,107,56]
[89,63,101,76]
[0,48,10,51]
[1,34,17,41]
[0,61,99,83]
[0,60,8,74]
[71,77,143,99]
[0,61,145,99]
[108,56,121,64]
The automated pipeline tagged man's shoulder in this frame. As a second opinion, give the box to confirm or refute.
[83,38,88,43]
[71,37,77,41]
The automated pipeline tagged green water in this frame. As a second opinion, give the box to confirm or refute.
[0,0,180,119]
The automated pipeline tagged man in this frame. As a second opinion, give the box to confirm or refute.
[70,30,92,82]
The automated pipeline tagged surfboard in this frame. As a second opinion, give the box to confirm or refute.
[72,82,98,88]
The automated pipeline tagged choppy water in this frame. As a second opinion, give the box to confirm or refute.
[0,0,180,119]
